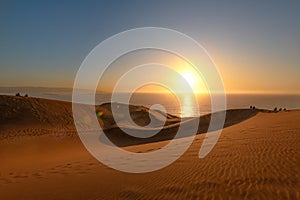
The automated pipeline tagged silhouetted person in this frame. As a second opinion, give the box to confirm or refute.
[253,106,256,110]
[274,107,277,111]
[24,94,28,97]
[284,108,286,111]
[250,106,253,109]
[15,93,20,97]
[279,108,282,111]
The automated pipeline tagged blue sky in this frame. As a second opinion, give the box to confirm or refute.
[1,0,300,93]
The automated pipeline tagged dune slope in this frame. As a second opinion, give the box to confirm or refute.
[0,95,299,199]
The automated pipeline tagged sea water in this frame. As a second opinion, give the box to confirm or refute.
[2,92,299,117]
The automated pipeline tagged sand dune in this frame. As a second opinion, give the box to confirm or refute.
[0,95,258,146]
[0,95,299,199]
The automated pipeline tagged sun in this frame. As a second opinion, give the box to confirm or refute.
[175,61,208,94]
[182,71,197,87]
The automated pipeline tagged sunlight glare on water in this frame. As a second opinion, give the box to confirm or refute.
[178,94,194,117]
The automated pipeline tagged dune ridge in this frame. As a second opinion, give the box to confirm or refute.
[0,95,259,144]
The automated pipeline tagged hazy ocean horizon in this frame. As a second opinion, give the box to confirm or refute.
[1,91,299,117]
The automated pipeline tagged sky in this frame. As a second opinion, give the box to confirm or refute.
[1,0,300,94]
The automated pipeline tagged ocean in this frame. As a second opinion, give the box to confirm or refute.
[2,92,299,117]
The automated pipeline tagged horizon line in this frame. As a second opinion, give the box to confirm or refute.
[0,86,299,95]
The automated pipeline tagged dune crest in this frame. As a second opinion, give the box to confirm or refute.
[1,95,258,144]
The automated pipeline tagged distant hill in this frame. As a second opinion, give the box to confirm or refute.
[0,86,73,94]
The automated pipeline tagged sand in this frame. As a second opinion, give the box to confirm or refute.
[0,95,299,199]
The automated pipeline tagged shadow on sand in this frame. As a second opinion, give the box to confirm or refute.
[100,109,260,147]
